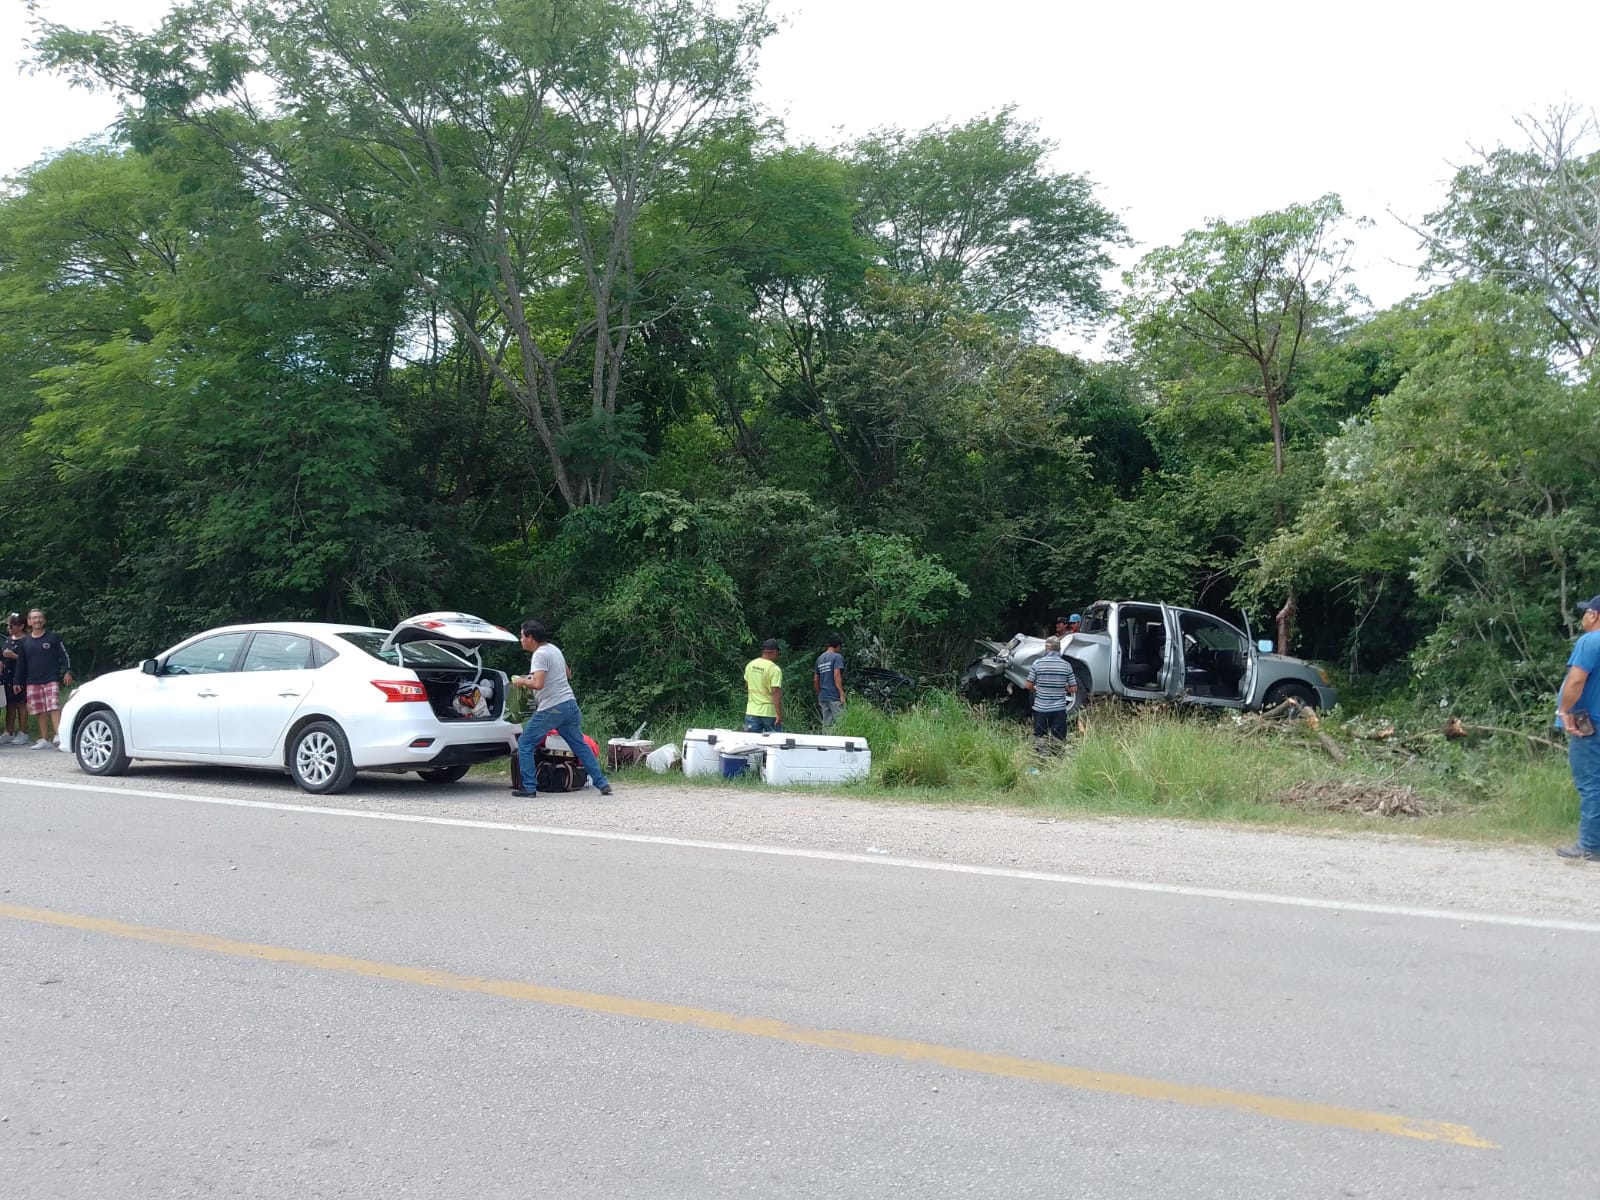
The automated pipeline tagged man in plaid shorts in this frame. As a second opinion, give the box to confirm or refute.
[18,608,73,749]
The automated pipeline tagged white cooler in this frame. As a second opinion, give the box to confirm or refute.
[683,728,748,778]
[757,733,872,786]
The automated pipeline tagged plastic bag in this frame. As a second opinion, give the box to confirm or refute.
[451,675,494,719]
[504,676,529,723]
[645,743,681,773]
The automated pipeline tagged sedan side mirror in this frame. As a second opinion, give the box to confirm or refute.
[1256,640,1274,653]
[140,659,159,676]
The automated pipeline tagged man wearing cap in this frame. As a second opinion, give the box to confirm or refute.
[744,639,784,733]
[1555,594,1600,861]
[1052,614,1082,644]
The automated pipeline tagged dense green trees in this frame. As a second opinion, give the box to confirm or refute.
[848,108,1125,333]
[38,0,776,510]
[1255,284,1599,711]
[1421,105,1600,364]
[5,5,1593,724]
[1122,195,1363,480]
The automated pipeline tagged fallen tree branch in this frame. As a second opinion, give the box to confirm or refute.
[1456,722,1563,751]
[1315,731,1348,763]
[1401,722,1562,752]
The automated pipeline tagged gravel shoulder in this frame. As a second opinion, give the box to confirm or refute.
[4,747,1595,921]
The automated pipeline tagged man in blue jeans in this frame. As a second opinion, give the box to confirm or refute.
[1555,594,1600,861]
[510,620,612,798]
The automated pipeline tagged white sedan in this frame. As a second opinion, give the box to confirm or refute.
[59,612,522,794]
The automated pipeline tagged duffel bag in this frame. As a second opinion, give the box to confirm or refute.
[534,754,588,793]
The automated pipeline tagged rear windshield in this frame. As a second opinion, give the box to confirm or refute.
[337,631,478,668]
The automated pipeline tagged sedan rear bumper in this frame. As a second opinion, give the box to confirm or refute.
[422,740,517,768]
[347,717,519,770]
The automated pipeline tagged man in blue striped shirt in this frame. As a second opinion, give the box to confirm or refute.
[1025,637,1080,751]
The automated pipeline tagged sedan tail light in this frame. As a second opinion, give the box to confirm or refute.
[371,680,428,703]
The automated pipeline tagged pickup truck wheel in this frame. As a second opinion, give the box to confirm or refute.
[1263,681,1318,711]
[1064,659,1092,712]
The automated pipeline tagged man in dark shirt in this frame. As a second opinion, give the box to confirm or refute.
[814,634,846,729]
[1,613,29,744]
[19,608,72,748]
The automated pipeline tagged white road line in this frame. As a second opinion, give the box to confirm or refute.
[6,774,1599,934]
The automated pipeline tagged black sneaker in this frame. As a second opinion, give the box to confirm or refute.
[510,789,537,798]
[1555,842,1600,861]
[599,784,613,796]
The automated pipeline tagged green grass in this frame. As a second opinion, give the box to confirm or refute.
[576,699,1582,845]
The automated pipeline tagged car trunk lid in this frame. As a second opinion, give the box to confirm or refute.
[381,612,519,661]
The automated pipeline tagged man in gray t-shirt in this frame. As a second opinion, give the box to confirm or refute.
[510,620,610,797]
[814,634,845,728]
[525,641,576,711]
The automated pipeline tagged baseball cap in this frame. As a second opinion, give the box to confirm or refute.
[1055,614,1071,623]
[761,638,781,651]
[1579,596,1600,613]
[1069,613,1082,622]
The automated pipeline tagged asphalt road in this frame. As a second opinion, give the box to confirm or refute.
[2,773,1596,1198]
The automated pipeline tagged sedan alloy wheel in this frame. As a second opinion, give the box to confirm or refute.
[289,720,357,794]
[75,710,131,776]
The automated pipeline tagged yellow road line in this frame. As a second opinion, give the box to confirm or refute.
[1,902,1495,1148]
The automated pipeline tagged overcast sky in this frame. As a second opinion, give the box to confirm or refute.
[6,0,1600,323]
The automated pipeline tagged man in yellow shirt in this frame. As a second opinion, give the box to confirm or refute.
[743,639,784,732]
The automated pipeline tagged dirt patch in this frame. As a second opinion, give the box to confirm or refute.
[1274,779,1441,817]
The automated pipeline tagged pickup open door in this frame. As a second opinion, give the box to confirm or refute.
[1108,602,1180,700]
[1169,606,1256,709]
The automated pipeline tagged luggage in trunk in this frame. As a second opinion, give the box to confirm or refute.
[415,669,506,722]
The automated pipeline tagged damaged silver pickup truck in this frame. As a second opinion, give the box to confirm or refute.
[961,599,1337,714]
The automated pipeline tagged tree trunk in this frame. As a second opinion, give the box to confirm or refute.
[1276,591,1297,655]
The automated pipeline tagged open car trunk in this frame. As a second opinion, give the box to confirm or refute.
[381,611,522,723]
[412,666,507,722]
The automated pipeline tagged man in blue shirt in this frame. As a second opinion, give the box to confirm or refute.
[1556,594,1600,861]
[814,634,845,729]
[1025,637,1080,753]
